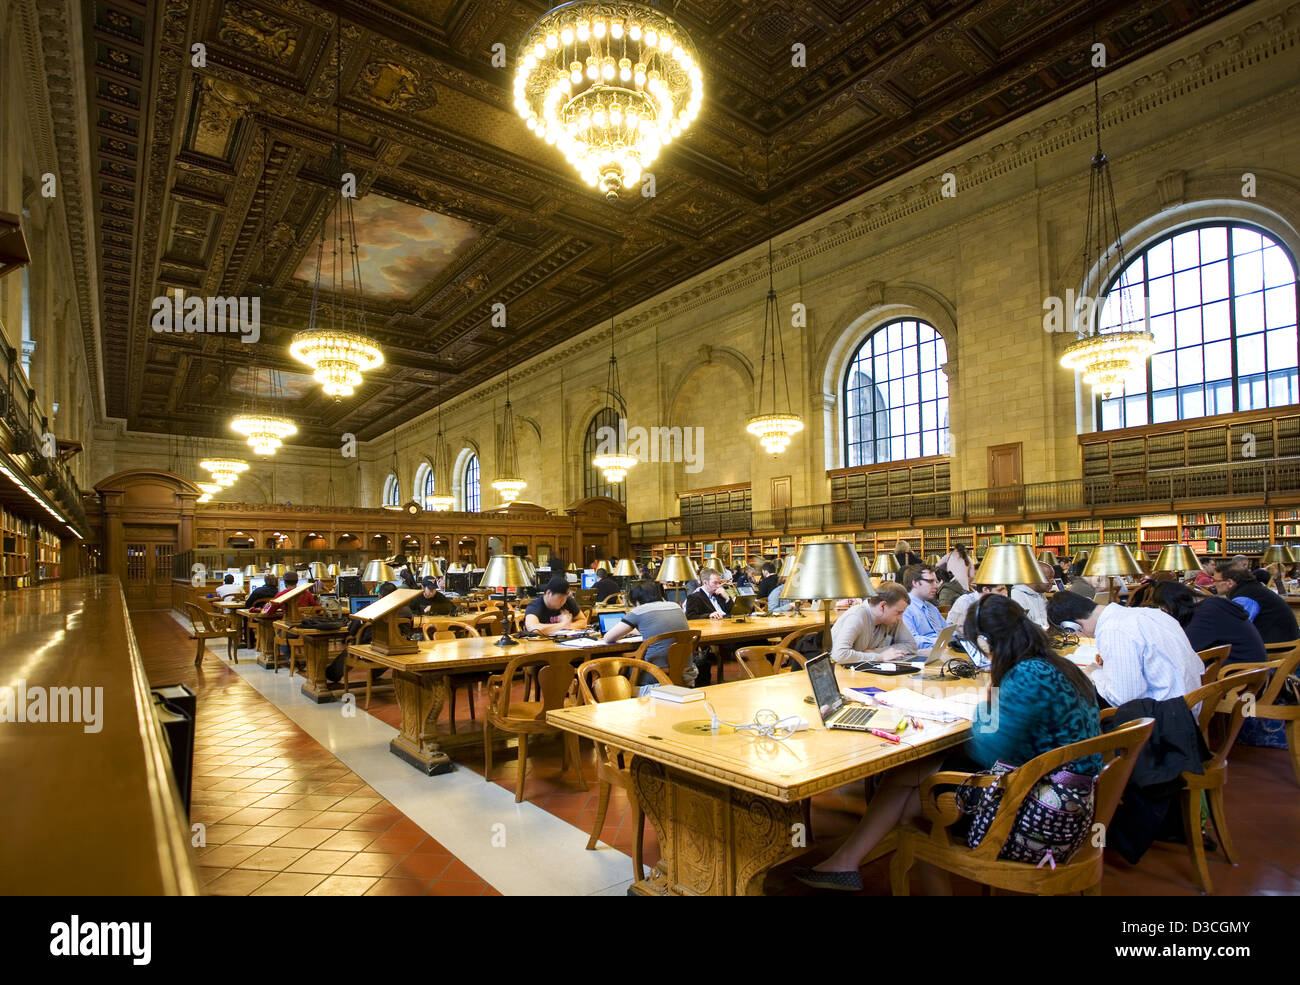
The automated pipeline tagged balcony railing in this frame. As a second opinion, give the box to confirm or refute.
[630,456,1300,543]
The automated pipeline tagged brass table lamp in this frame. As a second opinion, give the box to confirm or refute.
[781,541,872,651]
[479,554,532,646]
[973,543,1044,587]
[1081,543,1143,601]
[1151,544,1203,576]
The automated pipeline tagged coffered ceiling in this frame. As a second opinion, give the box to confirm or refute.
[83,0,1253,445]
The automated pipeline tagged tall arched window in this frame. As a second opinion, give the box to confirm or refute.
[843,318,948,465]
[381,474,399,507]
[414,462,435,505]
[462,453,480,512]
[582,408,625,503]
[1097,223,1299,429]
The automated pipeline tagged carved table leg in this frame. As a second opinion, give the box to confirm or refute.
[630,758,803,896]
[255,620,279,669]
[299,635,343,702]
[388,669,455,775]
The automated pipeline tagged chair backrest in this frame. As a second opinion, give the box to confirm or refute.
[1220,643,1300,709]
[1183,668,1270,766]
[1264,638,1300,656]
[181,602,205,633]
[629,629,701,686]
[494,651,581,719]
[576,657,671,704]
[1197,644,1232,683]
[777,627,821,653]
[425,618,478,638]
[734,646,806,679]
[969,717,1155,864]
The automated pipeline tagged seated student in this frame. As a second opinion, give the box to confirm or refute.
[829,584,917,664]
[1009,563,1052,628]
[245,575,279,609]
[1152,581,1266,666]
[934,567,965,608]
[325,582,409,684]
[259,571,317,618]
[1046,590,1202,707]
[593,569,621,603]
[796,594,1101,891]
[899,564,945,649]
[766,577,803,615]
[1213,561,1300,643]
[523,577,589,636]
[1193,559,1216,590]
[1066,559,1096,600]
[601,579,695,687]
[684,570,733,620]
[1127,569,1176,608]
[946,582,1008,629]
[408,576,454,616]
[215,574,241,599]
[755,561,779,600]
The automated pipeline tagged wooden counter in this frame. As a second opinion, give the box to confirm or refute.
[0,576,200,894]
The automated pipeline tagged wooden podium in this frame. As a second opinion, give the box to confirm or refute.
[273,582,313,625]
[353,588,422,655]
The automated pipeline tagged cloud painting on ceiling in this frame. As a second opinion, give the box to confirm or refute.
[229,367,317,399]
[293,194,479,300]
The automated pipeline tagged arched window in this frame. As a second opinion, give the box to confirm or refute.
[414,462,435,505]
[1097,223,1299,429]
[462,453,480,512]
[843,318,948,465]
[582,408,626,503]
[381,474,399,507]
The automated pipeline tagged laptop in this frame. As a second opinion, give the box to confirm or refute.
[731,594,755,618]
[736,586,756,596]
[806,654,903,732]
[917,624,956,663]
[597,610,641,640]
[953,636,991,670]
[349,595,379,614]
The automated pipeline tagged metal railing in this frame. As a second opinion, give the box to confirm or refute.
[630,456,1300,542]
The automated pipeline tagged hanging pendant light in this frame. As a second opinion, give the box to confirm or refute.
[492,367,527,504]
[747,163,803,455]
[288,23,384,399]
[1060,6,1154,399]
[591,246,637,483]
[513,2,704,199]
[425,387,455,512]
[200,458,249,487]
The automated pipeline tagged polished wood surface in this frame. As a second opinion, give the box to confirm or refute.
[0,576,199,894]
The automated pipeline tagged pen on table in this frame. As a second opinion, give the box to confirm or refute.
[868,728,901,744]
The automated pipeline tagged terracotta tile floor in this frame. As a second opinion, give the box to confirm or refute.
[140,610,1300,895]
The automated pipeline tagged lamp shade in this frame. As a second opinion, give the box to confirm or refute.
[972,543,1043,586]
[699,556,725,575]
[1151,544,1203,574]
[242,565,258,577]
[307,562,327,579]
[593,558,613,574]
[362,560,397,583]
[656,554,699,584]
[326,563,339,577]
[1072,550,1090,565]
[1081,543,1143,578]
[779,553,798,578]
[1131,550,1148,563]
[925,554,940,567]
[614,559,638,577]
[566,562,578,572]
[269,563,288,577]
[1261,545,1297,565]
[869,554,899,577]
[521,558,537,582]
[480,554,531,590]
[781,541,871,600]
[1037,550,1058,566]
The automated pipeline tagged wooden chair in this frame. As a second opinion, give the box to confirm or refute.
[626,629,701,687]
[1197,645,1232,684]
[484,651,589,803]
[777,626,821,653]
[182,602,239,666]
[427,620,483,732]
[889,717,1155,896]
[272,622,304,676]
[1218,642,1300,787]
[1177,668,1270,893]
[575,656,671,878]
[735,645,807,679]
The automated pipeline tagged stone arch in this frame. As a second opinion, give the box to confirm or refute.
[664,344,755,418]
[816,283,958,472]
[667,358,754,492]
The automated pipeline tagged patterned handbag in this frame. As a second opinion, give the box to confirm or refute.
[955,760,1098,867]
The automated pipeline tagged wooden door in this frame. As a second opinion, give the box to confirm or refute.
[122,527,177,609]
[771,476,792,511]
[988,443,1023,513]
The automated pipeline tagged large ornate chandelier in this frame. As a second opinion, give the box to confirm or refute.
[199,458,249,488]
[230,413,297,456]
[1059,18,1154,400]
[289,331,383,398]
[196,480,221,504]
[747,186,803,456]
[514,2,703,198]
[492,368,527,504]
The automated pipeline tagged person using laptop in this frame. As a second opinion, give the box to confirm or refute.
[899,564,945,650]
[408,576,453,616]
[215,573,241,599]
[523,576,589,636]
[756,561,779,600]
[829,584,916,665]
[795,594,1103,892]
[685,570,733,620]
[600,580,695,687]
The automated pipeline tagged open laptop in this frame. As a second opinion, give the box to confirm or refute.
[597,610,641,640]
[731,594,755,618]
[806,654,903,732]
[916,624,956,662]
[349,595,379,614]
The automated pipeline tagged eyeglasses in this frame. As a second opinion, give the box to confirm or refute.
[919,578,938,585]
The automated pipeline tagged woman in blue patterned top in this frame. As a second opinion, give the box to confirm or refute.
[794,594,1100,892]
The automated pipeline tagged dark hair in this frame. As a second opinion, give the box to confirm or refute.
[1252,567,1272,586]
[935,567,954,584]
[1045,590,1098,630]
[1068,558,1087,578]
[871,584,910,607]
[282,571,299,587]
[223,574,234,584]
[264,575,279,591]
[965,593,1096,703]
[377,581,398,598]
[545,575,571,595]
[952,544,970,564]
[761,561,776,576]
[1214,560,1249,584]
[628,579,664,606]
[1152,580,1199,626]
[900,564,932,591]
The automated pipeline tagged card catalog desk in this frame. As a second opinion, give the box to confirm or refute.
[547,666,979,896]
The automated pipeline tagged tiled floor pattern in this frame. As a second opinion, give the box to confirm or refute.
[141,610,1300,895]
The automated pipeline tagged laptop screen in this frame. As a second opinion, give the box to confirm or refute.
[581,570,598,590]
[805,654,844,724]
[349,596,379,614]
[597,611,628,634]
[737,586,756,596]
[248,577,265,592]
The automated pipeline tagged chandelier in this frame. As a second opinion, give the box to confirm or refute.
[1059,15,1154,399]
[513,2,703,199]
[425,390,456,511]
[591,246,637,483]
[747,181,803,455]
[492,367,527,504]
[200,458,249,487]
[230,413,297,455]
[196,481,221,504]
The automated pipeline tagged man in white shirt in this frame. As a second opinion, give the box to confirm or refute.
[1046,591,1202,707]
[1010,584,1048,629]
[215,574,241,598]
[830,584,917,664]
